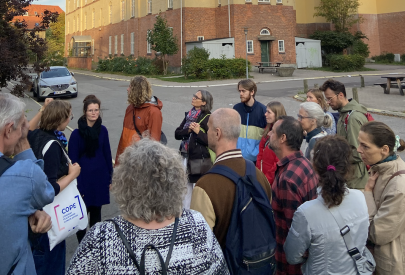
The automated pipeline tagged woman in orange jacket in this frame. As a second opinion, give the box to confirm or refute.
[116,76,163,164]
[256,101,286,185]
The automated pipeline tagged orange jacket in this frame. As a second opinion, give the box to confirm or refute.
[115,96,163,164]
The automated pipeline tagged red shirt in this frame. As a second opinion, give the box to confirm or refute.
[256,135,278,185]
[272,151,318,275]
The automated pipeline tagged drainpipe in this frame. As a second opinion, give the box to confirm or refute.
[181,0,183,66]
[228,0,231,37]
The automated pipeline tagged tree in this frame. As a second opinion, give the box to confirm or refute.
[147,14,179,75]
[0,0,58,97]
[45,12,65,65]
[314,0,362,33]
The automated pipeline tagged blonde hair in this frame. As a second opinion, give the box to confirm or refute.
[128,76,153,107]
[39,100,71,131]
[263,101,287,137]
[307,89,328,112]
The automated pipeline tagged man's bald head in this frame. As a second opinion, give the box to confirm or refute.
[211,108,241,141]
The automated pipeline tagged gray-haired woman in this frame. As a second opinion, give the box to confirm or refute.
[175,90,213,208]
[67,139,229,275]
[298,102,332,161]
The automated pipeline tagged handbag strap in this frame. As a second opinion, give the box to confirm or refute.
[132,108,143,139]
[325,203,363,262]
[42,140,72,164]
[108,217,179,274]
[387,170,405,184]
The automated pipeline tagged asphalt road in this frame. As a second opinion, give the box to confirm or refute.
[11,72,405,268]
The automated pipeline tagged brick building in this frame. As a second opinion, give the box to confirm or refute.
[296,0,405,57]
[65,0,297,68]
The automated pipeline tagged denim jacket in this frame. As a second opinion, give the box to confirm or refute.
[0,149,55,275]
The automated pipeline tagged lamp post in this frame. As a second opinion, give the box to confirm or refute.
[244,27,248,79]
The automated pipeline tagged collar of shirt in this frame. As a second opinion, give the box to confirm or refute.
[214,149,243,164]
[277,151,304,168]
[305,127,322,143]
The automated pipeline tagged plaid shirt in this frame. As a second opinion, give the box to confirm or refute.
[272,151,318,275]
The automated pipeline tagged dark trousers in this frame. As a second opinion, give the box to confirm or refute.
[76,205,102,243]
[31,234,65,275]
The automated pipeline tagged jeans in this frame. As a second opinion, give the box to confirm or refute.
[31,234,65,275]
[76,205,102,243]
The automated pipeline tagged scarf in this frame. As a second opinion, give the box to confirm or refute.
[78,116,102,158]
[54,130,68,148]
[181,107,201,152]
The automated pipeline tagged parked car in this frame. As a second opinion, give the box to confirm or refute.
[33,66,78,101]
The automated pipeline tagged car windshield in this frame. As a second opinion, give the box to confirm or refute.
[41,68,71,79]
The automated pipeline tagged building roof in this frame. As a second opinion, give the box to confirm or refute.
[13,4,63,30]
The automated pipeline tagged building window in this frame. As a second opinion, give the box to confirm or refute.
[92,9,95,28]
[168,0,173,9]
[148,0,152,14]
[121,0,125,20]
[245,0,252,2]
[99,8,102,26]
[73,17,76,32]
[109,3,112,24]
[278,40,285,52]
[91,39,94,55]
[85,0,87,4]
[35,11,38,16]
[67,0,69,12]
[67,21,70,33]
[197,36,204,41]
[260,29,270,35]
[77,0,80,8]
[115,35,118,54]
[132,0,135,17]
[77,17,80,31]
[74,0,76,8]
[84,13,87,29]
[109,36,112,55]
[276,0,282,3]
[218,0,221,5]
[131,32,135,55]
[121,34,124,54]
[247,40,253,53]
[258,0,270,2]
[147,30,151,54]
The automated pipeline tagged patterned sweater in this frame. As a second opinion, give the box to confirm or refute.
[67,210,229,275]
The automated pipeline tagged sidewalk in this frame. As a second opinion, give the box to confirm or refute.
[71,65,405,88]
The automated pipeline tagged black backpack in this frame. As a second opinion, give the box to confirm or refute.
[206,160,276,274]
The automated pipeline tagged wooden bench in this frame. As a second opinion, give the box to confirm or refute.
[255,65,278,73]
[374,82,405,94]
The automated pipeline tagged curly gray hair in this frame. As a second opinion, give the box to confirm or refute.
[111,138,187,223]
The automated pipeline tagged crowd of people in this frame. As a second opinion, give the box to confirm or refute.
[0,76,405,275]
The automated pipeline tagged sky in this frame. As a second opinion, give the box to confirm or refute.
[34,0,65,11]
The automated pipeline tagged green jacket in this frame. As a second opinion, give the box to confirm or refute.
[337,99,369,189]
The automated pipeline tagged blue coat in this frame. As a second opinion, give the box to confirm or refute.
[68,125,113,207]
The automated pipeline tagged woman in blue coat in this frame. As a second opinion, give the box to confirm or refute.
[68,95,113,243]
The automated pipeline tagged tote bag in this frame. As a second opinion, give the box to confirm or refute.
[42,140,88,250]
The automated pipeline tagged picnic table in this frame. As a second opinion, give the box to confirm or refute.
[255,62,282,73]
[374,74,405,96]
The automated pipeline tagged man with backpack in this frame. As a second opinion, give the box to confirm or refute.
[268,116,318,275]
[320,79,370,189]
[190,108,275,274]
[0,93,55,275]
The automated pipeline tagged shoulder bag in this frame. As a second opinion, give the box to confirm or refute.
[108,217,179,274]
[41,140,88,250]
[326,203,375,274]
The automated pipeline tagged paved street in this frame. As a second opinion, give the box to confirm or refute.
[9,68,405,267]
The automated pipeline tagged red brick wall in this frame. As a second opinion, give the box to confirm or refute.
[377,11,405,55]
[66,3,298,68]
[296,23,331,38]
[68,57,92,70]
[357,14,380,57]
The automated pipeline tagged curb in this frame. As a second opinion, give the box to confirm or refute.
[293,94,405,118]
[72,70,403,88]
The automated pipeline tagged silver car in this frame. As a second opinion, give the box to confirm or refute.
[34,66,78,101]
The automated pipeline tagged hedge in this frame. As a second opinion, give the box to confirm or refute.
[329,54,365,71]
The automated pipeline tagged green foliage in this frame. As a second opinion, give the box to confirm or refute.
[401,54,405,62]
[372,52,395,63]
[310,31,355,54]
[44,12,65,67]
[352,39,370,58]
[147,14,179,75]
[182,47,210,78]
[182,47,249,79]
[329,54,365,71]
[96,56,158,75]
[314,0,362,33]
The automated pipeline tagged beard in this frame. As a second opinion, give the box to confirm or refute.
[241,93,252,104]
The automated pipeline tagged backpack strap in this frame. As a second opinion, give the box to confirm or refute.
[0,156,15,177]
[206,165,241,184]
[344,111,353,133]
[132,108,143,139]
[107,217,179,275]
[198,114,210,134]
[387,170,405,184]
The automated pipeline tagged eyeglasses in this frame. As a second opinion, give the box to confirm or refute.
[297,114,312,121]
[192,94,202,100]
[326,94,338,103]
[70,113,74,120]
